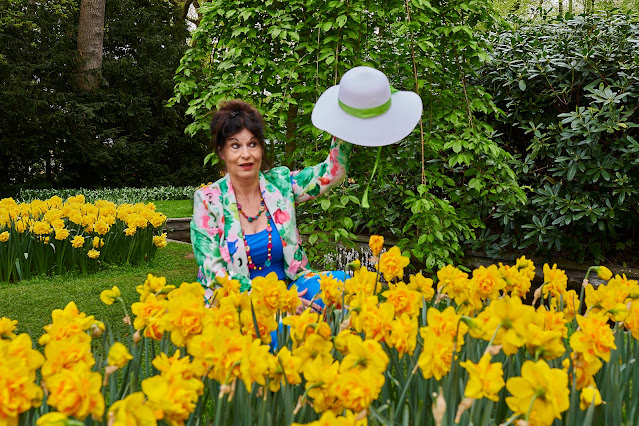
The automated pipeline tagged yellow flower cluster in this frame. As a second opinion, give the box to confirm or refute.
[0,196,167,281]
[38,302,105,420]
[3,233,638,425]
[0,333,44,423]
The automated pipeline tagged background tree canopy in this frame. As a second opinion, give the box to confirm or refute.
[0,0,211,196]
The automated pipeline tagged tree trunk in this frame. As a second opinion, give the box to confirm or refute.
[76,0,106,90]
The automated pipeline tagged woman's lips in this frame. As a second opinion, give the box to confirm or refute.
[240,163,253,170]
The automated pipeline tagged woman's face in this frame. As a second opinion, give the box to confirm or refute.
[219,128,263,183]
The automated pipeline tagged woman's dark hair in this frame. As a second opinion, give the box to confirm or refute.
[210,100,267,167]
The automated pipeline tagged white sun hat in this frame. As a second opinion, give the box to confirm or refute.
[311,66,423,147]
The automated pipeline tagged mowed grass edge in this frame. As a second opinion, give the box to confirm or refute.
[0,241,197,338]
[151,199,193,218]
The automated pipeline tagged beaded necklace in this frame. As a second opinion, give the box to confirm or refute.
[241,209,273,270]
[237,196,265,222]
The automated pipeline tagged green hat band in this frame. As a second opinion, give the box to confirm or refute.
[338,86,398,119]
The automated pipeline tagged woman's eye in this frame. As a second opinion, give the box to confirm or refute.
[231,143,240,149]
[249,142,258,148]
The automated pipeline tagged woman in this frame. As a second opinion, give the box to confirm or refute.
[190,100,351,307]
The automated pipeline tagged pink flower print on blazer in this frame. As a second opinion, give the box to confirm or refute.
[273,209,290,225]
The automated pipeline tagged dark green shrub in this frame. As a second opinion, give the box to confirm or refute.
[476,12,639,262]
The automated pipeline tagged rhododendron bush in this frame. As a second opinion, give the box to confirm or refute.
[1,237,638,425]
[0,196,167,282]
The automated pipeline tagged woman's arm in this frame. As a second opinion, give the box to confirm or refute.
[190,188,251,292]
[291,137,353,204]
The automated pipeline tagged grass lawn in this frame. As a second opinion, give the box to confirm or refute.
[0,241,197,340]
[151,199,193,218]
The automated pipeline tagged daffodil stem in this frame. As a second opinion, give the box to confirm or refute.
[373,268,381,296]
[393,361,418,421]
[525,392,540,422]
[117,297,134,336]
[579,267,595,316]
[484,323,502,355]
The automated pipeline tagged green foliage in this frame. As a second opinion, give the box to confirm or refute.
[171,0,525,271]
[17,185,198,203]
[476,12,639,262]
[0,0,211,198]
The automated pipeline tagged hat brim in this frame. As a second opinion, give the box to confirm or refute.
[311,85,423,147]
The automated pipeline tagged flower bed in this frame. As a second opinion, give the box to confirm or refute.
[2,238,639,425]
[0,196,167,282]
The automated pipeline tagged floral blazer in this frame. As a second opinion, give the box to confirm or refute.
[191,138,352,292]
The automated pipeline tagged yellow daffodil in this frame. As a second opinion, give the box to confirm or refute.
[542,263,568,299]
[282,309,332,347]
[460,353,505,401]
[239,338,277,389]
[39,302,99,346]
[340,336,389,375]
[319,272,345,308]
[107,392,157,426]
[107,342,133,368]
[417,328,456,380]
[377,246,410,282]
[250,272,287,313]
[368,235,384,257]
[0,335,45,422]
[524,323,565,360]
[585,281,630,321]
[382,281,423,317]
[93,219,109,235]
[31,220,52,235]
[436,264,470,304]
[408,272,435,301]
[142,373,203,425]
[506,360,569,426]
[41,333,94,379]
[87,248,100,259]
[160,282,211,347]
[100,286,121,305]
[269,347,303,392]
[153,234,167,248]
[131,293,167,340]
[344,267,378,297]
[470,265,507,301]
[386,313,418,357]
[570,313,617,362]
[136,273,174,302]
[35,412,71,425]
[332,367,384,413]
[0,231,9,242]
[54,228,69,240]
[46,364,105,420]
[71,235,85,248]
[499,262,531,298]
[472,296,534,355]
[0,316,18,339]
[515,255,536,281]
[580,385,603,410]
[594,266,613,280]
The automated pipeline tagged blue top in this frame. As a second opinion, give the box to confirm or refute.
[243,216,286,281]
